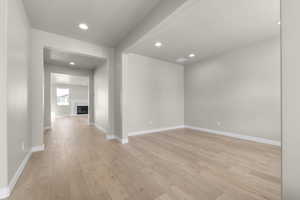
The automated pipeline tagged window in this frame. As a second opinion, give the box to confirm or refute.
[56,88,70,106]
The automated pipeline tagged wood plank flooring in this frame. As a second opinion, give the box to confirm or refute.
[8,117,281,200]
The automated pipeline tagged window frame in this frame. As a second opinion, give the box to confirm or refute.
[56,88,70,106]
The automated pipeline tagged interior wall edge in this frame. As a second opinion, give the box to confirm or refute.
[0,0,8,191]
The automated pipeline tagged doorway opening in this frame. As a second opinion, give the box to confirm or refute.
[50,73,90,123]
[43,47,110,132]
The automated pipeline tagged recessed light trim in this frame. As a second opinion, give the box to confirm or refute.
[69,62,75,66]
[154,42,162,48]
[78,23,89,30]
[188,53,196,58]
[277,21,281,25]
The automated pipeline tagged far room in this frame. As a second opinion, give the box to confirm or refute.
[43,47,109,132]
[51,73,89,120]
[122,0,281,199]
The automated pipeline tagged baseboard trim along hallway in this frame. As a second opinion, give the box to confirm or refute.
[93,123,128,143]
[185,125,281,146]
[0,187,10,199]
[31,144,45,152]
[127,125,281,146]
[93,123,108,134]
[117,137,129,144]
[0,145,45,199]
[94,122,280,147]
[128,125,185,137]
[93,123,116,140]
[94,123,281,146]
[7,151,32,198]
[44,126,51,131]
[105,134,116,140]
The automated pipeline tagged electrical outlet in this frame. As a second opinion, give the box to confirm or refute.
[148,121,153,125]
[217,121,221,127]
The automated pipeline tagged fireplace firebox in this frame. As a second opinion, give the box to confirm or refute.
[77,106,88,115]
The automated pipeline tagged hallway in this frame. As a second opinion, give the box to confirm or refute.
[8,117,281,200]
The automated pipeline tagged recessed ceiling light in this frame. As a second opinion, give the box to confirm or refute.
[154,42,162,48]
[188,53,195,58]
[277,21,281,25]
[78,23,88,30]
[69,62,75,65]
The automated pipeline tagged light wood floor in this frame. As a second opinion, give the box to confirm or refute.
[8,117,281,200]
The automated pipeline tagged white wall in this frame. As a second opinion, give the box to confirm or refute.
[51,84,88,117]
[115,0,188,139]
[0,0,8,191]
[282,0,300,199]
[185,37,281,141]
[94,64,109,132]
[6,0,31,185]
[123,54,184,136]
[44,64,93,128]
[30,29,114,147]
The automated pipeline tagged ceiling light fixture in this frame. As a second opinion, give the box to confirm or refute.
[69,62,75,66]
[154,42,162,48]
[78,23,89,30]
[277,21,281,25]
[188,53,195,58]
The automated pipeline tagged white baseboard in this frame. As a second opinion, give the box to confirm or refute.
[185,125,281,146]
[128,125,185,137]
[44,126,51,131]
[0,144,45,199]
[116,137,128,144]
[93,123,118,141]
[126,125,280,146]
[31,144,45,153]
[94,125,126,143]
[93,123,108,134]
[0,187,10,199]
[8,150,32,195]
[103,134,126,144]
[106,134,116,140]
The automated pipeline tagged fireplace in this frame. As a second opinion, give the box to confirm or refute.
[77,106,88,115]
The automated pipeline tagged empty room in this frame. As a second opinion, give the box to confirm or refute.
[2,0,300,199]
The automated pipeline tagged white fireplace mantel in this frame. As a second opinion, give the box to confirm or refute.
[71,100,88,115]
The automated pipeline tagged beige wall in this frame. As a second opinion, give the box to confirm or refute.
[6,0,31,183]
[282,0,300,199]
[123,54,184,136]
[94,64,110,132]
[185,37,281,141]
